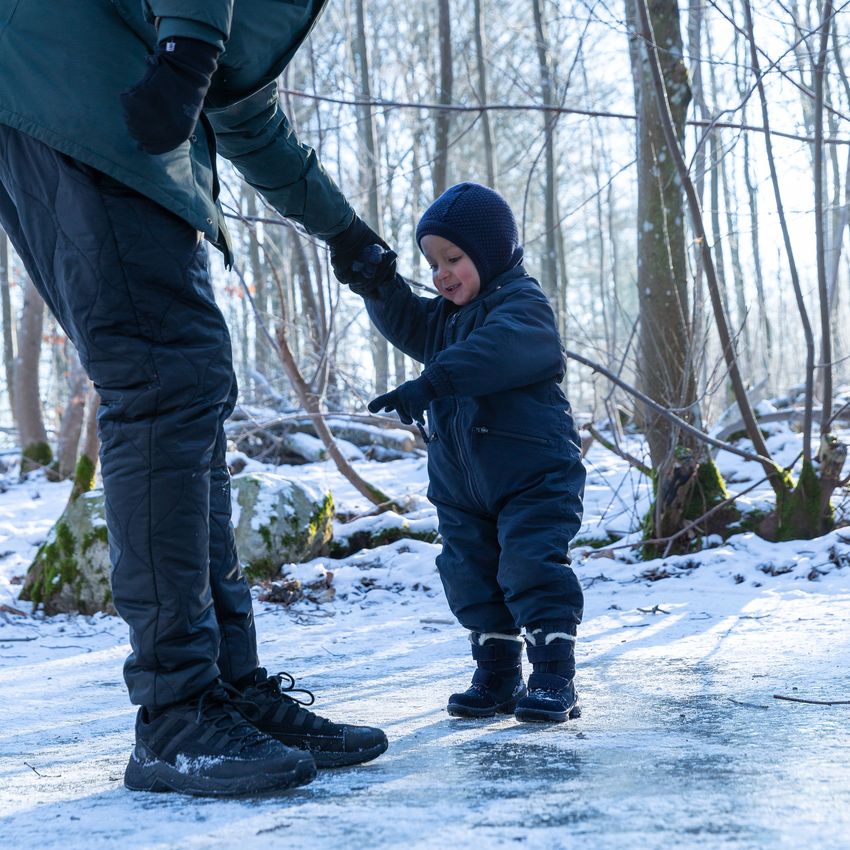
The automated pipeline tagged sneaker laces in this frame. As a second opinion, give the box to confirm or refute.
[196,682,268,744]
[257,671,316,708]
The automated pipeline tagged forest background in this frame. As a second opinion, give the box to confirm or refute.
[2,0,849,550]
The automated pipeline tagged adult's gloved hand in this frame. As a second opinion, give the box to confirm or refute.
[328,215,396,289]
[346,243,398,296]
[368,376,436,425]
[121,38,219,155]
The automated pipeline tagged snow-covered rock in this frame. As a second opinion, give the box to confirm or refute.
[231,471,334,580]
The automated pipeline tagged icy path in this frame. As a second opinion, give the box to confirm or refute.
[2,552,849,850]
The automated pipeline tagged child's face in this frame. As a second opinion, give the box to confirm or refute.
[420,235,481,306]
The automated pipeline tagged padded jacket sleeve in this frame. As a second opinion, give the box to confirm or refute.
[364,274,438,364]
[145,1,234,49]
[206,83,353,239]
[422,286,565,398]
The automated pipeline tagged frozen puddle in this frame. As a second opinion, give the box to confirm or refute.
[1,570,849,850]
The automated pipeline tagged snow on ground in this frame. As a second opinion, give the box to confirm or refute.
[1,430,849,849]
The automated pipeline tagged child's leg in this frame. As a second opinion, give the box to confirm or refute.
[494,471,584,722]
[434,500,515,634]
[433,501,525,717]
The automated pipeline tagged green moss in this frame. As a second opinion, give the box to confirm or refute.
[23,521,78,609]
[572,533,621,550]
[70,454,97,500]
[775,459,830,541]
[21,441,53,473]
[81,524,108,555]
[328,526,439,558]
[259,524,273,551]
[642,458,737,558]
[244,556,279,584]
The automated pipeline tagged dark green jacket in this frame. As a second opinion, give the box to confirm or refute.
[0,0,353,259]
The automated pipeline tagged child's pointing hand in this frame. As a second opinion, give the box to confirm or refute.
[367,375,436,425]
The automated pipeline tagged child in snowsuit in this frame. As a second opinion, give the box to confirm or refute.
[356,182,586,722]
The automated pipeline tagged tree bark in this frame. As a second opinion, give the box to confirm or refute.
[473,0,496,188]
[352,0,389,393]
[627,0,698,505]
[433,0,453,196]
[1,230,14,418]
[55,342,88,480]
[14,275,50,473]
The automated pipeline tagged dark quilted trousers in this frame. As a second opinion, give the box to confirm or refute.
[0,125,259,706]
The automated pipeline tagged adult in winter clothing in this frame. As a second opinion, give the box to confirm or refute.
[0,0,392,796]
[352,183,586,723]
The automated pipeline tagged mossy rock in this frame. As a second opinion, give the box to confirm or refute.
[21,490,112,615]
[231,472,334,582]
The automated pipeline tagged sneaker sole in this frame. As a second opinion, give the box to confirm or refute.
[124,751,317,797]
[514,702,582,723]
[310,737,389,768]
[446,698,521,718]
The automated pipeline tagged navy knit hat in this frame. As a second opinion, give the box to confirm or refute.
[416,182,524,285]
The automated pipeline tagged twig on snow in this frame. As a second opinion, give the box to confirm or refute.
[773,694,850,705]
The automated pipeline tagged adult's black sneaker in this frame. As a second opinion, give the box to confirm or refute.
[124,682,317,796]
[240,669,388,768]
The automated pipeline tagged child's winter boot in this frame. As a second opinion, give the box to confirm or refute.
[447,632,527,718]
[514,628,580,723]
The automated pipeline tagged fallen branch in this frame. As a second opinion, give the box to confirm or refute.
[582,423,651,477]
[773,694,850,705]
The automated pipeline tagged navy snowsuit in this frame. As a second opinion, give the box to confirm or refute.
[365,267,585,635]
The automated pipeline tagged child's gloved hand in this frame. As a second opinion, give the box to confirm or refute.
[368,376,436,425]
[121,38,219,155]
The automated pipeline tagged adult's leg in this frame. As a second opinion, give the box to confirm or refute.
[208,382,259,685]
[0,125,256,706]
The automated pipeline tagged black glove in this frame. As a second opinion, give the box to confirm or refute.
[368,376,436,426]
[328,215,396,289]
[121,38,219,155]
[346,243,398,296]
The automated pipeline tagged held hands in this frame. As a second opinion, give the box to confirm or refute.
[328,215,397,294]
[368,376,436,426]
[121,38,219,155]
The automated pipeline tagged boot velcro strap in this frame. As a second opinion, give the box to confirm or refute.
[471,642,521,662]
[471,668,500,688]
[526,642,574,663]
[527,671,571,691]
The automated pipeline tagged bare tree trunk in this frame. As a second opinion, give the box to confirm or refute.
[352,0,389,393]
[472,0,496,188]
[743,0,816,464]
[627,0,695,460]
[14,275,50,473]
[433,0,453,196]
[1,230,14,418]
[245,190,273,387]
[633,0,781,499]
[814,0,834,430]
[532,0,560,316]
[55,342,88,480]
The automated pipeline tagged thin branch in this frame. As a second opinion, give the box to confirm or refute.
[565,349,774,466]
[773,694,850,705]
[583,423,652,476]
[278,88,850,145]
